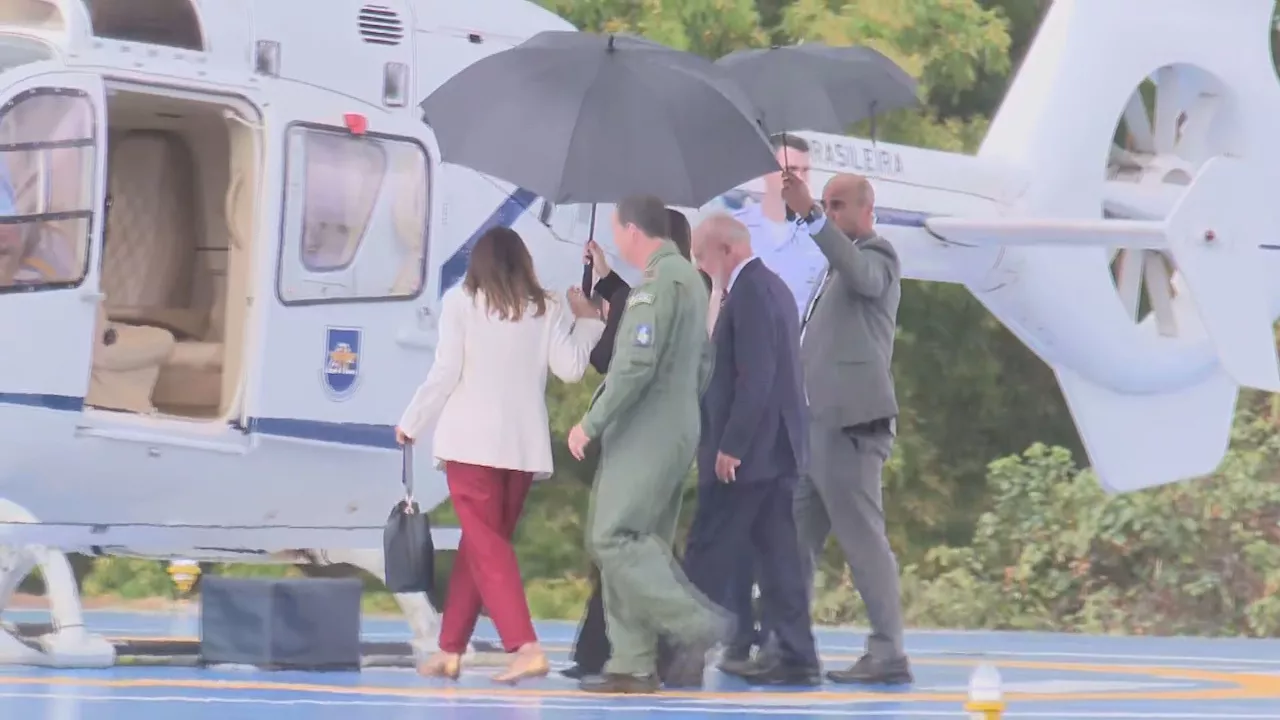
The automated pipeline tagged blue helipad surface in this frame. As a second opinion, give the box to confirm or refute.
[4,609,1280,718]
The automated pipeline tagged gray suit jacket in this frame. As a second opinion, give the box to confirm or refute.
[800,220,901,429]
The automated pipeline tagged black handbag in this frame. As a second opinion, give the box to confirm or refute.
[382,443,435,594]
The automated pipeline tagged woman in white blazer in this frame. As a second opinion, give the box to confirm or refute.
[396,226,603,684]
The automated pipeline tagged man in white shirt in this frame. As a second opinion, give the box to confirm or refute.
[716,134,828,316]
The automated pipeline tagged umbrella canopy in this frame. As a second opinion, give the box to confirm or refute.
[714,44,919,135]
[420,31,779,208]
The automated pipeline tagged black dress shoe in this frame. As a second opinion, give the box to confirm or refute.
[826,653,913,685]
[579,672,660,694]
[742,661,822,687]
[720,640,786,676]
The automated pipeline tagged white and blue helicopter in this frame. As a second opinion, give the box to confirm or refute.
[0,0,1277,667]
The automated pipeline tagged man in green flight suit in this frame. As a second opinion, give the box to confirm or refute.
[567,194,729,694]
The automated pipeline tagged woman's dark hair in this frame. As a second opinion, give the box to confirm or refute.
[666,208,692,261]
[463,227,548,321]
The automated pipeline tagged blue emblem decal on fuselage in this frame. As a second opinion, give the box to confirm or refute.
[323,326,362,400]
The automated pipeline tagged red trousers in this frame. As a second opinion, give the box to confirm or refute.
[438,461,537,654]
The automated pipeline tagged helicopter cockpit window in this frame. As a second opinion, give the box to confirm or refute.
[0,89,96,292]
[277,125,430,304]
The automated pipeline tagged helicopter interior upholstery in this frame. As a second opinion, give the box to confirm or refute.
[85,302,175,414]
[89,90,255,419]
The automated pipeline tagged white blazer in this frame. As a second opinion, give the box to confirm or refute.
[398,285,605,479]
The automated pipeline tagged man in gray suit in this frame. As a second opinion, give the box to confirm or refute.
[780,171,912,685]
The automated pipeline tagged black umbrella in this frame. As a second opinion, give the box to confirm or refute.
[420,31,779,209]
[714,43,919,138]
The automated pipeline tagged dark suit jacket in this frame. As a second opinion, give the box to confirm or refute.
[698,258,807,485]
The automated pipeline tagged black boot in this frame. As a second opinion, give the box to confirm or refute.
[826,653,913,685]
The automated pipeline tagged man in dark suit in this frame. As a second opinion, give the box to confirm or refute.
[680,213,820,686]
[780,171,911,685]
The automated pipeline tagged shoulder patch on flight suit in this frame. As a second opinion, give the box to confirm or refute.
[627,291,655,308]
[633,323,653,347]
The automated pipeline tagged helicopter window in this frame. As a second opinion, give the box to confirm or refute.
[83,0,205,51]
[296,131,386,273]
[0,88,96,292]
[277,125,430,304]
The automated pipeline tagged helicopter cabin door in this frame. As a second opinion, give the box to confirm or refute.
[0,67,107,427]
[242,99,436,452]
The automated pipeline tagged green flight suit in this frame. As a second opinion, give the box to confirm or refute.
[580,240,718,676]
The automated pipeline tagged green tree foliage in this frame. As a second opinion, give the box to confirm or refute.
[538,0,767,57]
[81,557,174,600]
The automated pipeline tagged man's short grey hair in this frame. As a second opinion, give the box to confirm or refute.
[696,213,752,248]
[616,194,670,240]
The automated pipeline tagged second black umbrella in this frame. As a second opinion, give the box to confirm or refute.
[715,43,919,136]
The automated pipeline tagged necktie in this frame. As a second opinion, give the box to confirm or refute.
[719,288,728,308]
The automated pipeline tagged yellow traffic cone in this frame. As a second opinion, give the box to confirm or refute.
[167,559,201,596]
[965,661,1004,720]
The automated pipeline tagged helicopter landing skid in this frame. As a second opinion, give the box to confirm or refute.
[0,499,115,668]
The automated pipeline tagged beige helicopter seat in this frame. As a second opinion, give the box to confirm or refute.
[86,303,176,413]
[95,130,218,412]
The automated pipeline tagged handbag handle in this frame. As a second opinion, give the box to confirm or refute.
[401,443,416,513]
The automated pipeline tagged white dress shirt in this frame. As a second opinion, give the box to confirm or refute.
[726,254,757,294]
[398,286,605,479]
[708,255,757,334]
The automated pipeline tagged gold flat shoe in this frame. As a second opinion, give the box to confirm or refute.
[492,653,550,685]
[418,653,461,680]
